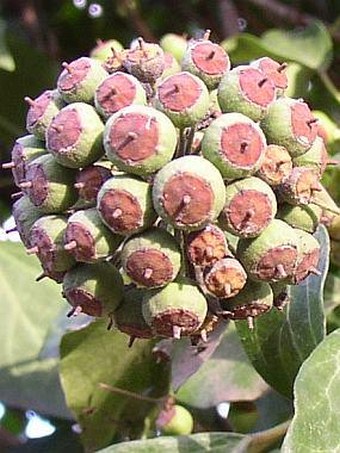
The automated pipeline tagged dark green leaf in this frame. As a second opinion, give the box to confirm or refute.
[97,432,251,453]
[0,241,71,418]
[176,323,268,408]
[236,225,329,398]
[59,320,170,451]
[282,329,340,452]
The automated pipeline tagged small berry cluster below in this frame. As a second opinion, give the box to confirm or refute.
[5,30,334,345]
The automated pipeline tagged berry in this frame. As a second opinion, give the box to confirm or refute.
[123,38,165,83]
[12,195,44,247]
[75,163,112,203]
[204,257,247,298]
[328,215,340,241]
[237,219,299,283]
[159,33,187,63]
[24,90,64,140]
[97,174,156,236]
[142,278,208,338]
[277,203,322,233]
[289,229,320,284]
[94,72,147,119]
[218,65,276,121]
[277,167,320,206]
[156,404,194,436]
[103,105,177,176]
[181,30,230,90]
[89,38,124,62]
[152,155,226,231]
[155,72,210,128]
[28,215,76,282]
[256,144,292,186]
[121,227,181,288]
[159,53,181,80]
[57,57,108,104]
[293,136,328,178]
[64,207,122,262]
[201,112,267,180]
[62,262,124,317]
[250,57,288,95]
[46,102,105,169]
[219,176,277,238]
[20,154,78,213]
[260,98,318,157]
[186,223,231,267]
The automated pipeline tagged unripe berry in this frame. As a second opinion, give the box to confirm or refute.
[204,257,247,298]
[12,196,44,247]
[57,57,108,104]
[260,98,318,157]
[237,219,299,283]
[64,207,122,262]
[94,72,147,119]
[142,279,208,338]
[155,72,210,128]
[24,90,64,140]
[218,65,276,121]
[75,163,112,203]
[159,33,187,63]
[46,102,105,169]
[186,224,232,267]
[328,215,340,241]
[219,176,277,238]
[28,215,76,282]
[123,38,165,83]
[277,203,322,233]
[20,154,78,213]
[121,227,181,288]
[97,174,156,236]
[62,262,124,317]
[152,155,226,231]
[181,31,230,90]
[250,57,288,96]
[159,53,181,80]
[201,113,266,180]
[89,38,124,62]
[289,229,320,284]
[156,404,194,436]
[293,136,328,178]
[103,105,177,176]
[256,144,292,186]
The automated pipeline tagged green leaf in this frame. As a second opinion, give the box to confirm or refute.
[97,432,251,453]
[176,323,268,408]
[0,241,71,418]
[236,225,329,398]
[0,19,15,72]
[59,320,170,451]
[282,329,340,452]
[261,21,333,71]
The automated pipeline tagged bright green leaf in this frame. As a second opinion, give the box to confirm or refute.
[0,19,15,72]
[97,432,251,453]
[236,225,329,398]
[0,241,71,418]
[221,33,281,64]
[176,323,268,408]
[282,329,340,452]
[59,320,170,451]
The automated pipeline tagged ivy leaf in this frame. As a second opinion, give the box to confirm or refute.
[282,329,340,452]
[96,432,251,453]
[59,320,170,452]
[0,241,71,418]
[176,323,268,408]
[236,225,329,398]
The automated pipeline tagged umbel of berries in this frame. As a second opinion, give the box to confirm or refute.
[217,65,276,122]
[202,112,266,180]
[62,262,124,317]
[142,278,208,338]
[237,219,299,283]
[103,105,177,176]
[97,174,156,236]
[153,155,226,231]
[120,227,182,288]
[46,102,104,169]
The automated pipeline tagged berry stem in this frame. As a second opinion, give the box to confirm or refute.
[99,382,167,404]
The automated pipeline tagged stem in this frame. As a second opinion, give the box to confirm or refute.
[99,383,167,404]
[176,128,187,158]
[245,0,314,25]
[248,420,291,453]
[185,126,196,155]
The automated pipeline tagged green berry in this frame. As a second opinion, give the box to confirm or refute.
[62,262,124,317]
[46,102,105,169]
[12,195,44,247]
[155,71,210,128]
[159,33,187,63]
[293,136,328,178]
[121,227,181,288]
[64,207,122,262]
[237,219,299,283]
[289,229,321,284]
[204,257,247,298]
[201,113,267,180]
[152,155,226,231]
[89,38,124,62]
[57,57,108,104]
[142,278,208,338]
[159,53,181,80]
[156,404,194,436]
[97,174,156,236]
[218,65,276,121]
[103,105,177,176]
[278,167,320,206]
[219,176,277,238]
[277,203,322,233]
